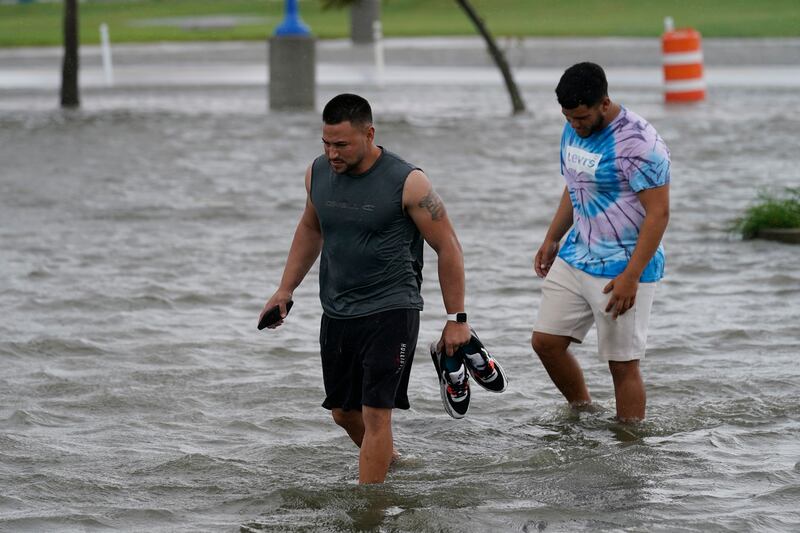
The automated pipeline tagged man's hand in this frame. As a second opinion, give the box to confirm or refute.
[534,240,560,278]
[259,290,293,329]
[439,321,471,357]
[603,272,639,319]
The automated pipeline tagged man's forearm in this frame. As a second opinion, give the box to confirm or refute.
[624,185,670,279]
[623,212,669,279]
[436,237,466,313]
[278,222,322,293]
[544,187,574,243]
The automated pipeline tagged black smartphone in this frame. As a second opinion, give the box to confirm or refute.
[258,300,293,330]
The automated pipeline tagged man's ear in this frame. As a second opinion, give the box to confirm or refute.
[366,125,376,142]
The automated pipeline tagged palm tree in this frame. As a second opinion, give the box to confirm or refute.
[453,0,525,114]
[61,0,79,108]
[322,0,526,114]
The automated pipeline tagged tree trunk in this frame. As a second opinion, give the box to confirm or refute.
[454,0,525,114]
[61,0,79,108]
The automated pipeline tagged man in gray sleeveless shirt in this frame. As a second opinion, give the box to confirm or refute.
[260,94,471,484]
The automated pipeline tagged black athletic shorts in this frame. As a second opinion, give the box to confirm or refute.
[320,308,419,411]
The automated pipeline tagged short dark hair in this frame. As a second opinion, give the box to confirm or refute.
[555,62,608,109]
[322,93,373,126]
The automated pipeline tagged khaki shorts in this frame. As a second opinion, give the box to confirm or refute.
[533,258,657,362]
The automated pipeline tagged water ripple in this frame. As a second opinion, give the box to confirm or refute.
[1,83,799,532]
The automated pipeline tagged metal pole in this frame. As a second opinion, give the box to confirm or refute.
[100,23,114,87]
[373,20,384,87]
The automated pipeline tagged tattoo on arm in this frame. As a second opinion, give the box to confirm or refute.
[418,188,445,221]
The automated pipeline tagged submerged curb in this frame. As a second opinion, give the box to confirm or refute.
[756,228,800,244]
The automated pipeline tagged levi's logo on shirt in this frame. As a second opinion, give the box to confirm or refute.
[565,145,602,177]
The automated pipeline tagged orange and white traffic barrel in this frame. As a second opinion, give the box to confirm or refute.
[661,17,705,103]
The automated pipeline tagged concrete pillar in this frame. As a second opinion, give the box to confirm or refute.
[268,0,315,110]
[350,0,381,44]
[269,36,316,110]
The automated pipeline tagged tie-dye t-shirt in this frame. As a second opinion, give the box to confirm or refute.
[558,106,670,282]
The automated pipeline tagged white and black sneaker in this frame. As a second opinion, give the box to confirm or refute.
[460,330,507,393]
[430,341,470,419]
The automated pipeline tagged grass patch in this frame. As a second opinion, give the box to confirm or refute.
[734,188,800,239]
[1,0,799,47]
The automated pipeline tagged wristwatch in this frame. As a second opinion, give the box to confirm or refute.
[447,312,467,323]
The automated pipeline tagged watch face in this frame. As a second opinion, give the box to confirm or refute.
[456,312,467,323]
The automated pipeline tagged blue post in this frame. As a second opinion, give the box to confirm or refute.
[275,0,311,36]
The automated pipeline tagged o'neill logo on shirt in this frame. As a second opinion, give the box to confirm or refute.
[325,200,375,212]
[565,145,602,177]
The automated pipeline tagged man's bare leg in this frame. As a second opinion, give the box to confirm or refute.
[532,331,591,408]
[331,408,399,477]
[331,408,365,446]
[358,406,394,484]
[609,360,645,422]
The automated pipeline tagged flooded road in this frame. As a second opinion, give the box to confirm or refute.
[1,39,799,532]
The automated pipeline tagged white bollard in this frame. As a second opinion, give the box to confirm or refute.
[100,23,114,87]
[372,20,384,87]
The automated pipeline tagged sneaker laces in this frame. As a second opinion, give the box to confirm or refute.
[445,366,469,399]
[465,349,498,380]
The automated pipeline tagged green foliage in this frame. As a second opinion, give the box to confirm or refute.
[735,188,800,239]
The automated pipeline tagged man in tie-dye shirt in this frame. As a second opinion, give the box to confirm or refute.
[531,63,670,422]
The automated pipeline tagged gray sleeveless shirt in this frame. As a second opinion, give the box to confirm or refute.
[310,148,424,318]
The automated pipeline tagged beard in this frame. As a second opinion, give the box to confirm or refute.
[328,145,366,174]
[576,113,606,138]
[329,157,361,175]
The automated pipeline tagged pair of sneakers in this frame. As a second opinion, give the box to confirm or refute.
[429,329,507,419]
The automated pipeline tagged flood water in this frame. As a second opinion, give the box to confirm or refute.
[1,76,799,531]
